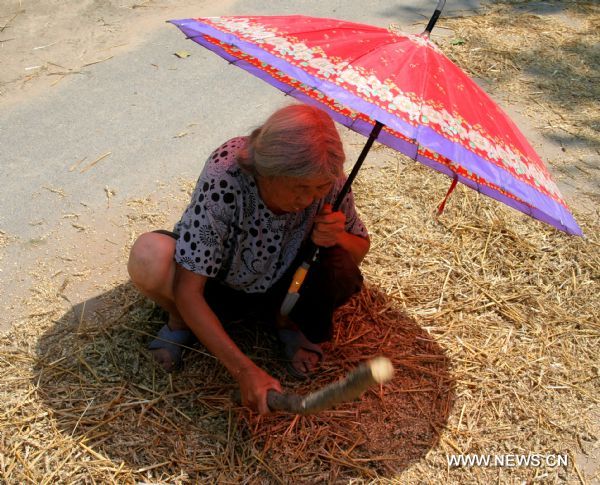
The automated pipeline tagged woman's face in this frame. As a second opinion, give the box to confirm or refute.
[257,174,334,214]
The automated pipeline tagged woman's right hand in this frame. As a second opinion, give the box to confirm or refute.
[236,364,282,415]
[173,267,282,415]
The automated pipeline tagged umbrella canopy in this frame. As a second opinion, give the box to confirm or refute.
[169,15,581,236]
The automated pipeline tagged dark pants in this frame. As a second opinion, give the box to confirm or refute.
[154,230,363,344]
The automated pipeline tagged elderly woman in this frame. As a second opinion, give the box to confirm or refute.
[127,104,369,414]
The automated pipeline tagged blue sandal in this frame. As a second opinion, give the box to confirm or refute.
[277,328,324,380]
[148,324,196,372]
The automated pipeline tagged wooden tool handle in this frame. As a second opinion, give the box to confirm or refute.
[266,390,304,413]
[267,357,394,415]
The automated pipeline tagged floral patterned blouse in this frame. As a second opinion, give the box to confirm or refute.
[173,137,368,293]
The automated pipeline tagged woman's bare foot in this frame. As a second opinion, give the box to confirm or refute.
[148,315,194,372]
[276,315,323,377]
[291,347,321,375]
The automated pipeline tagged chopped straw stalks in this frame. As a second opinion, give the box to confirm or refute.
[439,1,599,155]
[1,153,598,482]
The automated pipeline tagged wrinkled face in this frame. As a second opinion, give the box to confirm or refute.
[257,174,334,214]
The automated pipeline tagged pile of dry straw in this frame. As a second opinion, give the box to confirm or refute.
[1,1,598,483]
[1,159,597,483]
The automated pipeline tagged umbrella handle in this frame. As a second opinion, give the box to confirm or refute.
[279,247,319,316]
[423,0,446,36]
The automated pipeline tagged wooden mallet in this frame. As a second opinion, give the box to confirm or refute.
[266,356,394,414]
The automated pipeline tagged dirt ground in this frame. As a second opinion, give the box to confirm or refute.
[0,0,214,106]
[0,0,220,330]
[0,0,598,483]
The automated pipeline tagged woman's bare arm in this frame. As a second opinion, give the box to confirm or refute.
[173,265,281,414]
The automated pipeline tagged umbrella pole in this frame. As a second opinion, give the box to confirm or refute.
[279,121,385,316]
[423,0,446,37]
[332,121,384,211]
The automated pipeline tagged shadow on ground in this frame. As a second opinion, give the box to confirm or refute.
[33,281,454,481]
[445,0,599,151]
[379,0,484,24]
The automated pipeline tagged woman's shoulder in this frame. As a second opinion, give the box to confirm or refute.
[203,136,248,179]
[207,137,247,162]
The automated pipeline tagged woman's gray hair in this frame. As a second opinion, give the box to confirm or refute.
[237,104,345,181]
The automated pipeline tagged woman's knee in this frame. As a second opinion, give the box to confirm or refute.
[128,232,176,291]
[321,247,362,284]
[310,246,363,304]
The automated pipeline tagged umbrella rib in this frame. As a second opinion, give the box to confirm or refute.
[262,25,386,37]
[413,44,434,161]
[211,31,441,162]
[197,31,401,79]
[202,35,332,108]
[339,39,402,71]
[332,39,405,129]
[216,33,394,128]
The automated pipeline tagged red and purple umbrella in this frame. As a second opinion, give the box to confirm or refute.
[169,14,581,236]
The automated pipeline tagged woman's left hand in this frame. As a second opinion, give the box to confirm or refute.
[311,203,346,247]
